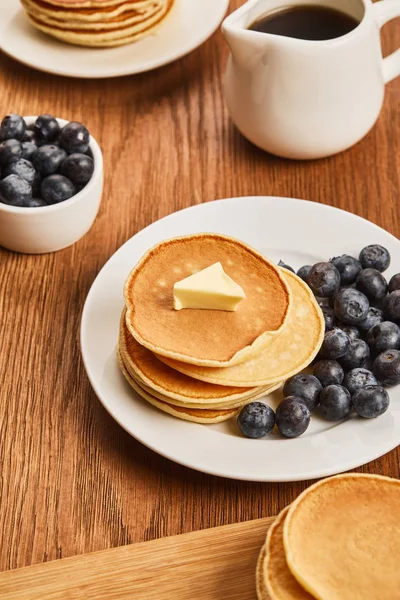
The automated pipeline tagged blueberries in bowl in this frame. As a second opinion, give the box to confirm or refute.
[318,385,352,421]
[352,386,390,419]
[356,268,387,303]
[278,260,295,272]
[41,175,76,204]
[373,350,400,386]
[282,374,322,411]
[0,114,26,141]
[297,265,312,281]
[0,174,32,207]
[343,368,377,395]
[307,262,340,298]
[237,402,275,439]
[337,325,360,342]
[0,114,95,208]
[59,121,90,154]
[334,288,369,324]
[330,254,362,286]
[0,139,22,167]
[276,397,311,438]
[34,114,60,143]
[321,306,335,331]
[359,244,390,272]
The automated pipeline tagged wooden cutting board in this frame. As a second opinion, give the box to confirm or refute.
[0,516,274,599]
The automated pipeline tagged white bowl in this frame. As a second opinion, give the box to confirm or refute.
[0,116,103,254]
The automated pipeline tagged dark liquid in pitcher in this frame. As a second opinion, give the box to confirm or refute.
[249,5,359,41]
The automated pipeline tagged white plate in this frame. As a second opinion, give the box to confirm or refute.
[81,197,400,482]
[0,0,229,79]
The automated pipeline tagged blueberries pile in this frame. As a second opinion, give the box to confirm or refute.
[238,245,400,439]
[0,113,94,208]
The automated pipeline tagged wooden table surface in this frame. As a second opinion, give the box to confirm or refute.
[1,0,400,574]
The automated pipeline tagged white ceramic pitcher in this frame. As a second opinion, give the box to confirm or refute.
[222,0,400,159]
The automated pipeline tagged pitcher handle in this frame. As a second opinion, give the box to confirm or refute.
[373,0,400,83]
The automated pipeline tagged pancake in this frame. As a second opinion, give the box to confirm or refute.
[263,507,312,600]
[22,0,167,30]
[23,0,173,47]
[22,0,160,21]
[284,474,400,600]
[118,310,280,408]
[256,544,270,600]
[118,351,239,424]
[159,269,324,387]
[124,234,291,367]
[35,0,151,6]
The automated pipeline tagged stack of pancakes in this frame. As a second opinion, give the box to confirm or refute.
[21,0,174,48]
[256,473,400,600]
[117,234,325,424]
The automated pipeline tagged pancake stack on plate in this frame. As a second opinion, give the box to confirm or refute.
[117,233,324,424]
[21,0,174,48]
[256,473,400,600]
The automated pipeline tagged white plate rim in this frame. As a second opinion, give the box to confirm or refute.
[80,196,400,482]
[0,0,230,79]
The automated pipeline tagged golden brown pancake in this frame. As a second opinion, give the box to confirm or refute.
[23,0,158,18]
[118,310,279,408]
[35,0,149,6]
[263,507,312,600]
[159,269,324,387]
[117,351,239,424]
[256,544,270,600]
[284,474,400,600]
[124,234,291,367]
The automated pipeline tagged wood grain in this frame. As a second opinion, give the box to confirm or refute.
[0,0,400,576]
[0,517,275,599]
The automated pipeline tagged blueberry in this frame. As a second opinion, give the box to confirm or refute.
[278,260,295,273]
[358,307,384,332]
[330,255,362,286]
[339,339,370,371]
[307,262,340,298]
[356,268,388,303]
[367,321,400,353]
[388,274,400,293]
[237,402,275,439]
[359,244,390,272]
[343,368,377,395]
[282,374,322,411]
[352,385,389,419]
[60,153,94,186]
[0,139,22,167]
[321,306,335,331]
[276,397,310,438]
[0,114,26,141]
[320,328,350,360]
[0,174,32,207]
[336,325,360,342]
[27,198,47,208]
[313,360,344,387]
[3,158,36,186]
[22,129,36,143]
[319,385,352,421]
[32,144,67,175]
[59,121,90,154]
[21,140,37,161]
[297,265,312,281]
[41,174,75,204]
[34,114,60,143]
[334,287,369,324]
[382,291,400,323]
[373,350,400,386]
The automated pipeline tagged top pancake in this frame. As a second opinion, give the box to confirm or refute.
[40,0,151,6]
[284,474,400,600]
[124,234,291,367]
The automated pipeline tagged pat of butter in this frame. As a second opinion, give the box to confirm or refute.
[173,262,246,311]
